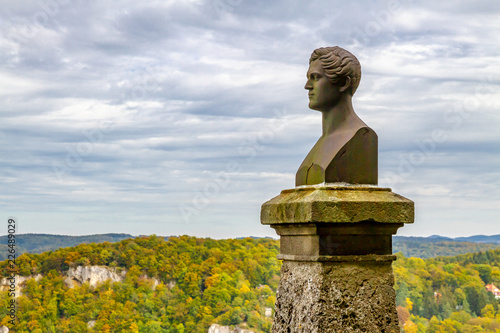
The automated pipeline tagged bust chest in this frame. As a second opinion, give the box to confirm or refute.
[296,127,377,186]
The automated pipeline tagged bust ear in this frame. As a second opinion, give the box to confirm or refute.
[339,76,351,93]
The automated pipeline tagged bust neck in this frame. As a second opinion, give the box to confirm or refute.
[321,94,365,136]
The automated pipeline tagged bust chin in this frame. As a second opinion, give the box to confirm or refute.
[295,46,378,186]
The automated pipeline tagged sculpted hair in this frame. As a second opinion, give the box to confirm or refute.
[310,46,361,95]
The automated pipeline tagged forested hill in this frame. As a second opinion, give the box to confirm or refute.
[0,233,134,261]
[0,233,499,261]
[393,236,500,258]
[0,235,499,332]
[0,236,280,332]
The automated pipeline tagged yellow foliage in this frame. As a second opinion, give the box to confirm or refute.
[403,320,418,333]
[0,315,10,326]
[130,322,139,333]
[481,304,496,319]
[405,297,413,311]
[65,251,80,265]
[239,284,251,293]
[205,273,220,288]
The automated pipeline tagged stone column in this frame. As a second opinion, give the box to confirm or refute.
[261,184,414,333]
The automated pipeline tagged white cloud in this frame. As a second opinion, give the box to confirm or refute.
[0,0,499,238]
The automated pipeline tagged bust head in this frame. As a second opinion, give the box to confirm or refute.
[309,46,361,96]
[297,46,377,186]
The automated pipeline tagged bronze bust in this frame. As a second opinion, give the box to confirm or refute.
[296,47,377,186]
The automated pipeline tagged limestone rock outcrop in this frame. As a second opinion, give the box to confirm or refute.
[0,274,42,297]
[87,320,96,329]
[208,324,255,333]
[139,274,161,290]
[1,266,162,294]
[65,266,126,288]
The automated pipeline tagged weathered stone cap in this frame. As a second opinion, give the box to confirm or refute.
[261,184,414,225]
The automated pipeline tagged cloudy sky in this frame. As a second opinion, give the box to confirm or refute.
[1,0,499,238]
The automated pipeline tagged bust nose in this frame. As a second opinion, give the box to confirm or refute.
[304,80,313,90]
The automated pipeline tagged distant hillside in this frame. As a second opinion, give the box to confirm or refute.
[0,233,134,261]
[455,234,500,243]
[395,234,500,244]
[393,235,500,258]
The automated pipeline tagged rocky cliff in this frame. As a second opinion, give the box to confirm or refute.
[0,274,42,297]
[64,265,126,288]
[208,324,255,333]
[1,266,163,292]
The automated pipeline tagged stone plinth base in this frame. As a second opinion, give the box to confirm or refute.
[273,258,399,333]
[261,185,414,333]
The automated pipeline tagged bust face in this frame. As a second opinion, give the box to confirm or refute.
[305,59,341,112]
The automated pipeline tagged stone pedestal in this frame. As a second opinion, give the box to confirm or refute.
[261,184,414,333]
